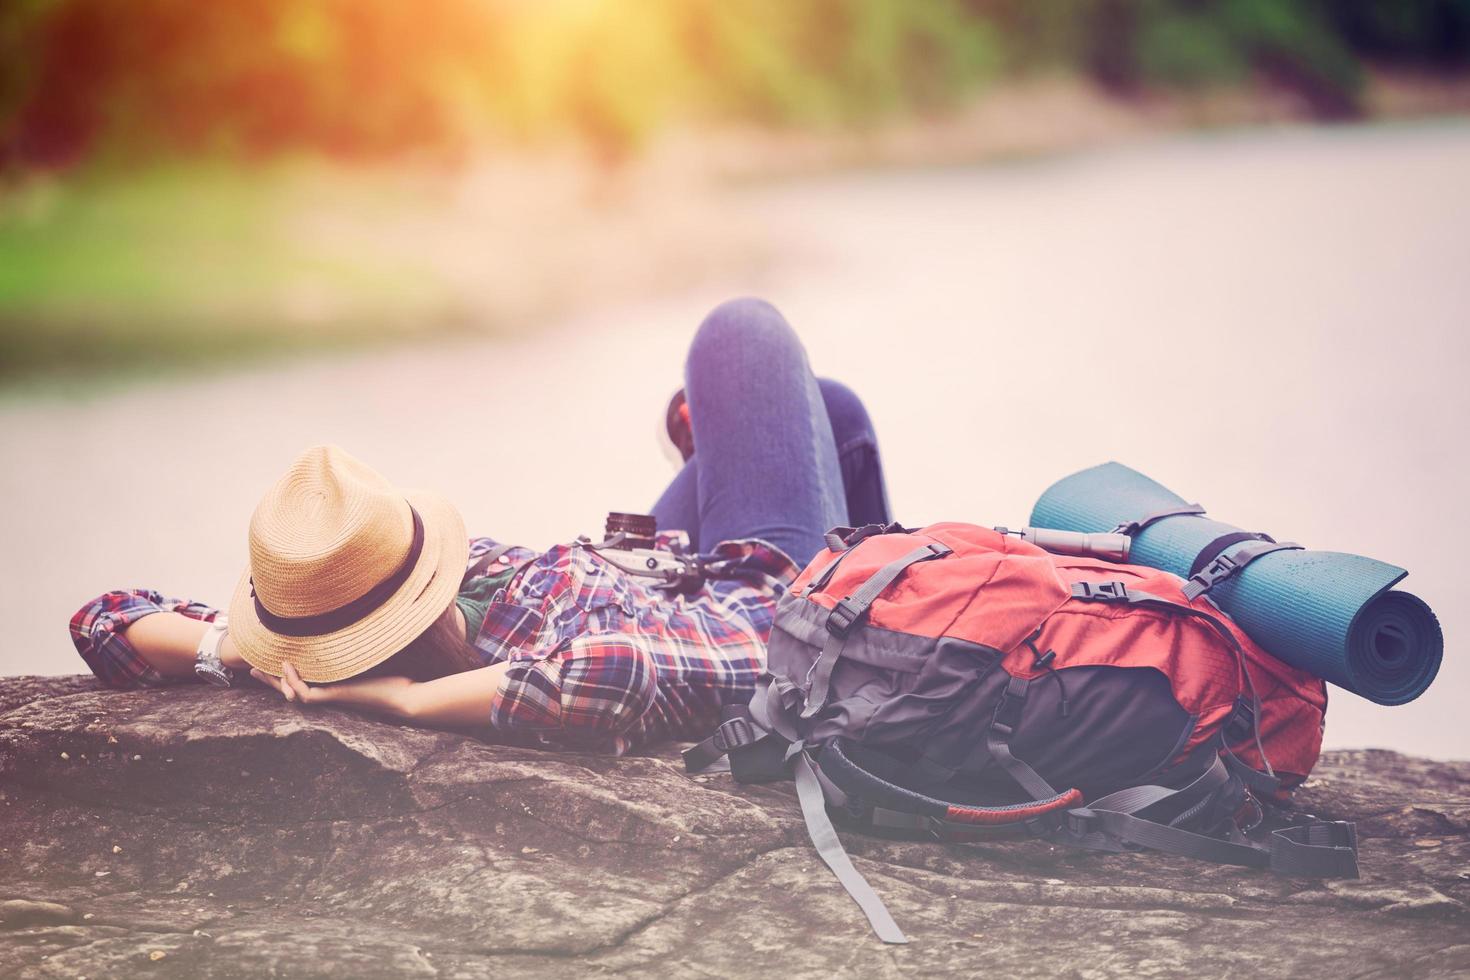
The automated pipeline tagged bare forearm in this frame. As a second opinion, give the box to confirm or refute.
[122,613,246,679]
[254,661,510,731]
[397,663,510,727]
[309,675,419,718]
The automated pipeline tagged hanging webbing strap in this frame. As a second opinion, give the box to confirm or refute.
[790,747,909,945]
[1111,503,1207,537]
[984,676,1062,802]
[801,541,952,719]
[1181,538,1304,600]
[1066,757,1264,869]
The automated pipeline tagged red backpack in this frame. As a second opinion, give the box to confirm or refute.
[686,522,1358,944]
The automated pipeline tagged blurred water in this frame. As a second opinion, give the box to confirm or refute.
[3,121,1467,758]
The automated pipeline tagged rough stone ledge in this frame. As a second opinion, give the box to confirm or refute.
[1,676,1466,978]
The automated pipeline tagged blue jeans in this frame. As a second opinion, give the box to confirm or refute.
[651,298,891,569]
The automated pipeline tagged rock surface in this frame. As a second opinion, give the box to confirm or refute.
[1,676,1466,978]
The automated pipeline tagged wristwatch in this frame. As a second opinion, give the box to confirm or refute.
[194,614,234,688]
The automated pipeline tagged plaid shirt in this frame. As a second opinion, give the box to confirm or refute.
[69,532,797,755]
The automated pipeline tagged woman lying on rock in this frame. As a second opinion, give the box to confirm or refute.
[69,298,891,754]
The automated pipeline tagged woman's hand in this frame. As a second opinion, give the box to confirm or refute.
[250,661,326,704]
[250,662,416,718]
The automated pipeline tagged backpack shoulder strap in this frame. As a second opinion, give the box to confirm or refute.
[819,738,1083,829]
[802,540,951,719]
[1059,757,1359,877]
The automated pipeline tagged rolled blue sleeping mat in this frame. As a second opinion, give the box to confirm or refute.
[1030,462,1442,705]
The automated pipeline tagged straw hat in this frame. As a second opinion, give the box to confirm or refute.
[228,445,469,683]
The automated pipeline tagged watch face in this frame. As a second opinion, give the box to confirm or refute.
[195,662,233,688]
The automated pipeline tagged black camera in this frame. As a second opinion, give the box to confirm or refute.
[585,512,706,594]
[604,512,658,550]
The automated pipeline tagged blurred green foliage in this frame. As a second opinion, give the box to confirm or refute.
[2,1,1468,389]
[0,0,999,169]
[982,0,1469,111]
[0,166,454,388]
[3,0,1466,170]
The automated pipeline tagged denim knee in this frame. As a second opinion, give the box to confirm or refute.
[689,297,801,371]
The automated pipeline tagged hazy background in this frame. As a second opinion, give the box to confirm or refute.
[2,1,1466,759]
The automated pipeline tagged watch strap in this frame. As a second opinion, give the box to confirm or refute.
[194,614,234,687]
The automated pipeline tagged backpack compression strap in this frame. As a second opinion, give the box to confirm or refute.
[1110,503,1207,537]
[1180,537,1304,600]
[800,523,915,599]
[1108,500,1308,601]
[681,673,806,780]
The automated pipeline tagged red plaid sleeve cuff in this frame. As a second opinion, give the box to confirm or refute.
[69,590,220,689]
[489,634,657,754]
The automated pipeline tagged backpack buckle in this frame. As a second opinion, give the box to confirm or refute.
[1222,698,1256,745]
[1182,553,1239,600]
[827,598,863,637]
[712,715,760,753]
[1315,820,1358,850]
[991,692,1024,737]
[1064,808,1097,836]
[1071,580,1129,602]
